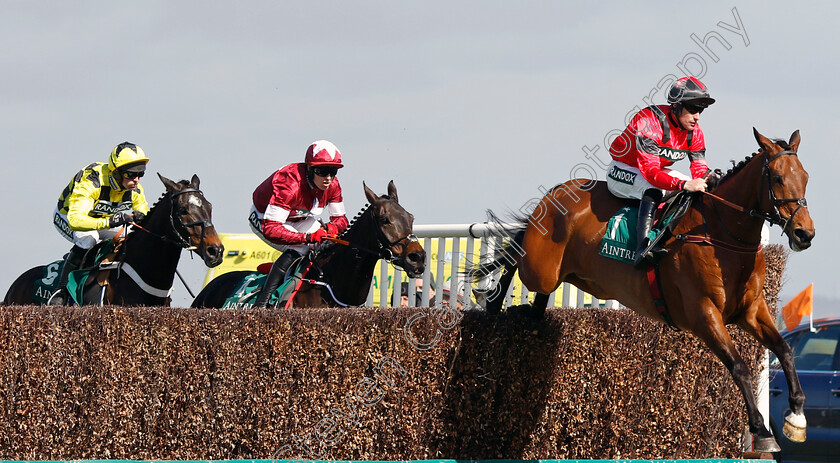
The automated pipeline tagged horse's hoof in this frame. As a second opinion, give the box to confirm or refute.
[473,290,500,315]
[783,411,807,442]
[752,435,781,453]
[783,421,807,443]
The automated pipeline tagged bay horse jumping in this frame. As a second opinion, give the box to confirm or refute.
[476,129,814,452]
[4,174,224,306]
[191,181,426,308]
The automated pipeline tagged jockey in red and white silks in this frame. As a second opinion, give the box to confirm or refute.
[249,140,349,255]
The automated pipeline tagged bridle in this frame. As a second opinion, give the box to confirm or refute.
[134,188,215,251]
[369,199,419,268]
[323,198,419,270]
[749,149,808,233]
[687,148,807,251]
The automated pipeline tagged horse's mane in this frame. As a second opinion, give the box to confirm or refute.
[717,138,790,186]
[129,179,193,228]
[148,180,192,210]
[336,194,399,237]
[312,196,387,255]
[340,201,374,238]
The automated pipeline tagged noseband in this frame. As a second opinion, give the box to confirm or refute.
[749,150,808,232]
[376,229,420,263]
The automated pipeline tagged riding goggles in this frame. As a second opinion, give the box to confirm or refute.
[683,103,705,115]
[312,166,339,177]
[122,171,145,179]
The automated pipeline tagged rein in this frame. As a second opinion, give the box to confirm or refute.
[674,233,762,253]
[322,235,397,260]
[700,191,745,212]
[322,198,418,269]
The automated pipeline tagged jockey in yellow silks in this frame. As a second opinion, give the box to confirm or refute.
[50,142,151,305]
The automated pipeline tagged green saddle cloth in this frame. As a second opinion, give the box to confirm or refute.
[33,242,116,305]
[599,205,678,265]
[221,264,303,309]
[33,260,65,304]
[599,206,640,264]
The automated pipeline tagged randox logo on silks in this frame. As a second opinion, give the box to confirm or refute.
[248,210,262,231]
[54,213,72,237]
[92,201,132,215]
[657,147,690,161]
[608,165,637,185]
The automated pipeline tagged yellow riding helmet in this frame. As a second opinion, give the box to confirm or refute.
[108,142,149,171]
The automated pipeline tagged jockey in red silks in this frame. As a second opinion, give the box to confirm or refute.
[606,76,716,268]
[248,140,349,307]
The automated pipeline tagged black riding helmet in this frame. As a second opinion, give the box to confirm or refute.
[668,76,716,114]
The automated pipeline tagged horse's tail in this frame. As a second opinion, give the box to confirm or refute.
[463,212,528,311]
[466,211,529,281]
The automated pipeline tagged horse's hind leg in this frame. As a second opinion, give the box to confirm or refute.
[737,302,806,442]
[527,292,550,319]
[484,265,516,314]
[692,314,780,452]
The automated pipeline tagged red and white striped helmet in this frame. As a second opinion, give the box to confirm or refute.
[304,140,343,168]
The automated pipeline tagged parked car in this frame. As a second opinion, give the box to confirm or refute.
[768,317,840,462]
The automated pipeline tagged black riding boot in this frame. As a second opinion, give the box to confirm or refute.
[49,245,86,306]
[253,250,301,308]
[633,199,659,269]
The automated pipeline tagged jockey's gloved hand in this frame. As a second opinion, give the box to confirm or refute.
[306,228,328,243]
[132,210,146,223]
[109,211,134,228]
[324,222,339,236]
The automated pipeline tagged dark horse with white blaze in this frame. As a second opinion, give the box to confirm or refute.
[476,129,814,452]
[4,174,224,306]
[191,181,426,308]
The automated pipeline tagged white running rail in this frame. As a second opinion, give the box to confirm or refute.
[367,222,620,309]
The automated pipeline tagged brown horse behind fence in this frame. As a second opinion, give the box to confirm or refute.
[476,129,814,452]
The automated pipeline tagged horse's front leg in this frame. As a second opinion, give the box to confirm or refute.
[737,299,806,442]
[690,306,781,452]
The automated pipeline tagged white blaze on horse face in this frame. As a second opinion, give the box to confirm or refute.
[188,195,203,208]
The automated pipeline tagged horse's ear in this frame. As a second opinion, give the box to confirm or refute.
[789,130,801,152]
[753,127,773,151]
[158,173,179,193]
[190,174,200,189]
[363,181,379,204]
[387,180,398,203]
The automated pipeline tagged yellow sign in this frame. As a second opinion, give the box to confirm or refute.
[203,234,282,286]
